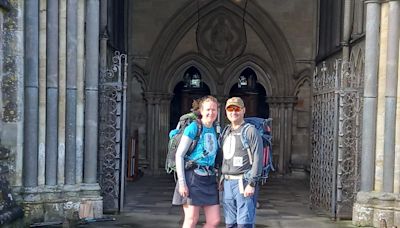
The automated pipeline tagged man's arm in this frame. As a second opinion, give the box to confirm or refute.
[247,126,263,184]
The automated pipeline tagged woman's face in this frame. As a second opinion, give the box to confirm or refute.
[200,100,218,124]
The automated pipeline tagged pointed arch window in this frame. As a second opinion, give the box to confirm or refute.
[238,67,256,90]
[183,66,202,88]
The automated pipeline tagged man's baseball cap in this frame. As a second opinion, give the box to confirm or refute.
[225,97,245,109]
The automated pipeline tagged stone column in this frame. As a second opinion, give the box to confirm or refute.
[284,98,296,173]
[65,0,78,185]
[57,0,67,185]
[144,92,173,174]
[353,1,400,227]
[267,97,283,174]
[76,0,85,184]
[45,0,59,186]
[81,0,102,219]
[159,94,173,171]
[215,95,228,131]
[278,102,285,173]
[382,0,399,193]
[23,0,39,187]
[360,0,381,192]
[265,96,296,174]
[38,0,46,186]
[84,0,100,184]
[144,92,158,173]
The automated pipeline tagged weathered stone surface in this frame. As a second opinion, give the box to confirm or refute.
[43,203,64,222]
[0,141,23,225]
[353,192,400,227]
[352,203,373,226]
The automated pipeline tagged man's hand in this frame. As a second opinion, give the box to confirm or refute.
[243,185,255,197]
[179,184,189,197]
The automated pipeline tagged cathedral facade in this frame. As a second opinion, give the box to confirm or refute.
[0,0,399,227]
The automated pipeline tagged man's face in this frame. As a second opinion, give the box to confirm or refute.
[225,105,245,124]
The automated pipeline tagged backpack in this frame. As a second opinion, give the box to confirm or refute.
[165,112,202,174]
[220,117,275,184]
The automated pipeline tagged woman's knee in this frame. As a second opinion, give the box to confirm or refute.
[208,217,221,227]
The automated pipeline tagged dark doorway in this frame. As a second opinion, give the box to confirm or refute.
[229,68,269,118]
[170,67,210,129]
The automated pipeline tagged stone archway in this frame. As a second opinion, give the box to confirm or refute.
[140,0,297,173]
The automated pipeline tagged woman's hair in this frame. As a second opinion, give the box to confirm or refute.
[199,95,218,110]
[190,99,201,112]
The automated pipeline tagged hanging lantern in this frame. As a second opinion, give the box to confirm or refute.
[238,75,247,88]
[190,73,201,88]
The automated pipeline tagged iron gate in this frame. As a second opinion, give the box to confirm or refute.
[311,53,363,218]
[98,51,128,212]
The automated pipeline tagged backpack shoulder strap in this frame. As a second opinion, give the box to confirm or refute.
[218,124,231,148]
[195,119,202,139]
[240,123,254,165]
[240,123,253,149]
[187,119,202,155]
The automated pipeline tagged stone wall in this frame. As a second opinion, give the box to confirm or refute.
[0,0,25,225]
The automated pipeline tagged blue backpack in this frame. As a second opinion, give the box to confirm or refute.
[220,117,275,184]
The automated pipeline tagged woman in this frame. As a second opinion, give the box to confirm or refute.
[172,95,220,228]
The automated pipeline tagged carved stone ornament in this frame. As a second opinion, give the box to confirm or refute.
[197,10,246,66]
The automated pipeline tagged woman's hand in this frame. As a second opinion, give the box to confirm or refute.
[179,184,189,197]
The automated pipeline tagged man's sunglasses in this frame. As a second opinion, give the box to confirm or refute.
[226,106,242,112]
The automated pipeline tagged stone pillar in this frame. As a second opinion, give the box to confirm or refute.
[76,0,85,184]
[145,92,154,173]
[45,0,59,186]
[57,0,67,186]
[84,0,100,184]
[382,0,399,193]
[159,95,173,171]
[65,0,78,185]
[267,101,280,173]
[38,0,46,186]
[360,0,381,192]
[81,0,103,219]
[215,95,228,131]
[353,1,400,227]
[266,96,296,174]
[23,0,39,188]
[278,102,285,173]
[284,99,296,173]
[144,92,173,174]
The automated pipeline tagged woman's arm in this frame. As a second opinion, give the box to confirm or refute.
[175,135,193,187]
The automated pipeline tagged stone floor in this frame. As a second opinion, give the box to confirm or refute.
[78,170,363,228]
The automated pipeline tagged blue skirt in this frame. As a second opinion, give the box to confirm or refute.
[172,169,219,206]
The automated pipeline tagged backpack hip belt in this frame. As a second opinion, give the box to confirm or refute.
[223,174,244,180]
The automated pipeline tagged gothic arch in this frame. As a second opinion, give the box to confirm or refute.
[293,69,312,96]
[131,64,148,92]
[349,47,365,89]
[221,54,276,96]
[146,0,295,94]
[165,53,219,95]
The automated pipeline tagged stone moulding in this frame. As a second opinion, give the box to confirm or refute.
[18,184,103,223]
[352,191,400,227]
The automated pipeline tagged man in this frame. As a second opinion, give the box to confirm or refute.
[220,97,263,228]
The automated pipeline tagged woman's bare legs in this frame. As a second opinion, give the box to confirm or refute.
[182,204,200,228]
[203,204,221,228]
